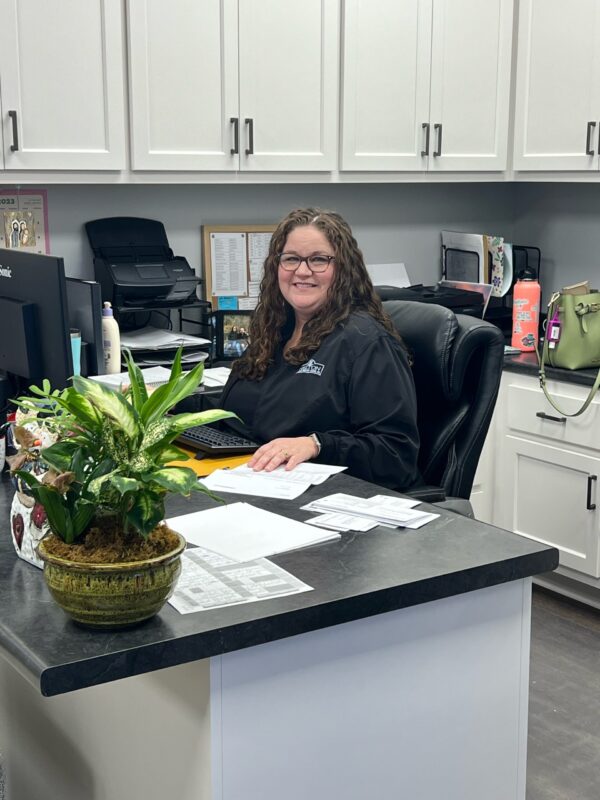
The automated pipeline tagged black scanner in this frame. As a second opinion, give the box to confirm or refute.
[86,216,200,309]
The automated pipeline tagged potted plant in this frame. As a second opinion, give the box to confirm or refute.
[12,349,233,628]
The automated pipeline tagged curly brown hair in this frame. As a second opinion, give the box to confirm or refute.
[233,207,402,380]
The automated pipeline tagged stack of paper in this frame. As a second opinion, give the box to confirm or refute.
[202,366,231,387]
[200,463,347,500]
[120,326,211,350]
[301,493,439,530]
[166,502,340,561]
[90,366,174,390]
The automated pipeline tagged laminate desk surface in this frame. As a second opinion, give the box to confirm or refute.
[0,472,557,697]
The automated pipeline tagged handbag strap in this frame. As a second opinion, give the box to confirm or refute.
[536,335,600,417]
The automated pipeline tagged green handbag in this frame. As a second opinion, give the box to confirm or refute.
[536,290,600,417]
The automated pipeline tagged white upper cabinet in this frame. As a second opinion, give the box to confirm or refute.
[128,0,239,171]
[238,0,339,171]
[128,0,339,172]
[513,0,600,171]
[341,0,432,170]
[0,0,126,171]
[341,0,514,172]
[428,0,513,172]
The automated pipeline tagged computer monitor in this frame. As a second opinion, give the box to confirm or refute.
[0,248,73,388]
[66,278,105,376]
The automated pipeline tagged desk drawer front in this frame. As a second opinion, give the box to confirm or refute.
[507,383,600,450]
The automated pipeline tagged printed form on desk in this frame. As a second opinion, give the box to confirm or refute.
[169,545,313,615]
[301,493,439,530]
[200,463,347,500]
[167,502,338,613]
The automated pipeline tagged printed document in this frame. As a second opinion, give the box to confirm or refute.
[166,502,340,562]
[200,462,346,500]
[169,545,312,614]
[301,493,439,529]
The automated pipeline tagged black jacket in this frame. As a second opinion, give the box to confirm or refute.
[220,312,420,490]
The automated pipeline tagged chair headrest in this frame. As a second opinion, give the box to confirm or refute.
[383,300,458,400]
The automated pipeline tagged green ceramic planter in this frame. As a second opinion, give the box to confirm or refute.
[37,533,186,629]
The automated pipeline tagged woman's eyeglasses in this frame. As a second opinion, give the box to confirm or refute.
[278,254,335,273]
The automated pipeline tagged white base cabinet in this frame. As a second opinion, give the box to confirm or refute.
[473,370,600,592]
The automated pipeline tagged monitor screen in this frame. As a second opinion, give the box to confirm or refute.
[0,248,73,389]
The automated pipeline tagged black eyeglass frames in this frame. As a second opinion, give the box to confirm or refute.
[277,253,335,273]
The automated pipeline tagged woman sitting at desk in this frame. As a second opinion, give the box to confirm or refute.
[220,207,420,490]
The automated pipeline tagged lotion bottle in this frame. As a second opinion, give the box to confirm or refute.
[102,302,121,374]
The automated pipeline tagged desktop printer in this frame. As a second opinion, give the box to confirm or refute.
[86,217,200,309]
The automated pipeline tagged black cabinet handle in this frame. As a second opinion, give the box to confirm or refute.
[536,411,566,424]
[433,123,442,157]
[8,110,18,151]
[421,122,430,156]
[587,475,597,510]
[586,121,596,156]
[230,117,239,154]
[245,118,254,155]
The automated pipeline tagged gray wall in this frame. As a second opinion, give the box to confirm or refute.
[42,183,517,287]
[513,184,600,306]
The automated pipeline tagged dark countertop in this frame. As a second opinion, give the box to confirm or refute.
[504,351,600,387]
[0,472,557,697]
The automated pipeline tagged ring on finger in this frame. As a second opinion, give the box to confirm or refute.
[280,449,291,459]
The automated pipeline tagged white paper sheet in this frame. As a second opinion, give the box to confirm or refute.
[120,326,210,350]
[301,493,438,528]
[89,366,174,389]
[231,462,346,486]
[366,262,411,288]
[201,366,231,387]
[305,513,378,532]
[201,469,311,500]
[166,502,340,561]
[169,546,312,614]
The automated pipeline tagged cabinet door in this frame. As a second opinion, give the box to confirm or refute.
[0,0,126,170]
[238,0,339,171]
[513,0,600,171]
[427,0,513,172]
[341,0,432,171]
[497,435,600,578]
[127,0,239,170]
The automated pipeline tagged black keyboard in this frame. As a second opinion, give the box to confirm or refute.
[177,425,259,456]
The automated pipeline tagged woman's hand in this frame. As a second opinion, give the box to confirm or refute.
[248,436,318,472]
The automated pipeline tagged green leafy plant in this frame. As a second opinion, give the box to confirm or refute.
[14,349,234,544]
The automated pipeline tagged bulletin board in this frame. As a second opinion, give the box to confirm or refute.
[201,224,276,310]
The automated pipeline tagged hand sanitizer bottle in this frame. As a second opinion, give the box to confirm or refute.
[101,302,121,374]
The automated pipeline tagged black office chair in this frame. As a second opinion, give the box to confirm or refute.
[383,300,504,513]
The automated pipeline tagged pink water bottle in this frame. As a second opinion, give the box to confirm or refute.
[511,269,541,351]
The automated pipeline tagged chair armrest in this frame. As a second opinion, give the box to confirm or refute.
[405,485,447,503]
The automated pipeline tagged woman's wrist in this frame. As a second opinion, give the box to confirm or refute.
[309,433,321,459]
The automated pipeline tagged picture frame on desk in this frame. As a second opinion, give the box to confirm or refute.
[213,309,253,361]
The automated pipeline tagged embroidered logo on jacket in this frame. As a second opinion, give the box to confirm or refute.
[297,358,325,376]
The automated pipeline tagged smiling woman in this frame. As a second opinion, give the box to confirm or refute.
[219,207,421,491]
